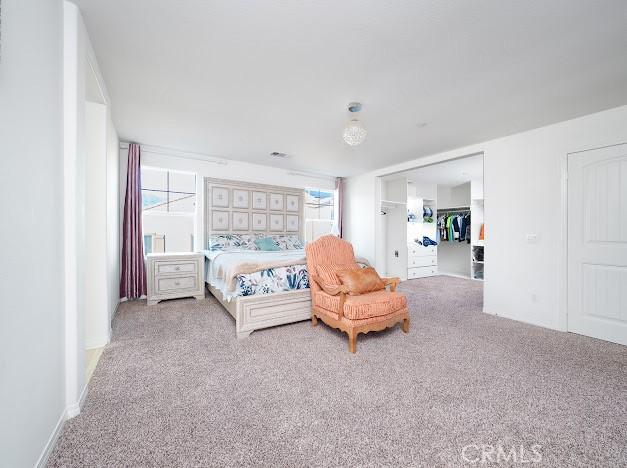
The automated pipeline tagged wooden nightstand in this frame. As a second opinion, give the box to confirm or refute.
[146,252,205,306]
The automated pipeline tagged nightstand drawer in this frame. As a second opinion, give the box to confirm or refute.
[156,275,198,293]
[155,260,197,276]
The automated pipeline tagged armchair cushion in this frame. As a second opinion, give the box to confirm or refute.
[316,262,360,287]
[313,289,407,321]
[336,267,385,295]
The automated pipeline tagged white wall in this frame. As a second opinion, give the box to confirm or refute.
[0,1,66,466]
[413,182,437,201]
[85,102,115,349]
[64,0,119,416]
[85,102,107,347]
[383,179,408,278]
[63,0,87,414]
[106,116,120,323]
[343,104,627,331]
[438,182,471,209]
[119,144,336,252]
[343,173,378,265]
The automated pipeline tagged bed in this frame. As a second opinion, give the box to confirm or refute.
[204,178,312,338]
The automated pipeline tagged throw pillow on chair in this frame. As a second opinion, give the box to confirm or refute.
[336,267,385,295]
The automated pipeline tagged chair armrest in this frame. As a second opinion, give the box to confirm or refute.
[310,274,348,319]
[382,277,400,292]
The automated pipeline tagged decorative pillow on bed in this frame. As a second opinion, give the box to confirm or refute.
[272,235,304,250]
[208,234,259,251]
[255,236,280,251]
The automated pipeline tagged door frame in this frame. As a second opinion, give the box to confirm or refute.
[559,143,627,334]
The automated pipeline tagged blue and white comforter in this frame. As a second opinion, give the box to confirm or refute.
[204,249,309,301]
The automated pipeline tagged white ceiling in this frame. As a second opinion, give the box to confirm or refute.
[75,0,627,177]
[385,154,483,186]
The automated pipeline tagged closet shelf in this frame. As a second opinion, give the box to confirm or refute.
[381,199,406,206]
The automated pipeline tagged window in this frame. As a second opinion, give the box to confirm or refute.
[304,188,335,221]
[141,167,196,213]
[304,188,336,242]
[141,167,196,253]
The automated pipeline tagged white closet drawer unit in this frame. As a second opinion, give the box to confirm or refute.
[408,245,437,257]
[147,252,205,305]
[408,256,437,268]
[407,266,438,279]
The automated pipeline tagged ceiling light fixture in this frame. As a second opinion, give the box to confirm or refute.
[343,102,367,146]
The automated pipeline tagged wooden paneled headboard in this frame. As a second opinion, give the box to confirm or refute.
[204,178,305,245]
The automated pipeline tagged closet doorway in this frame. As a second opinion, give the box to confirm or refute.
[379,154,484,283]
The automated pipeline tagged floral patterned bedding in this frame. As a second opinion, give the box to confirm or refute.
[205,248,310,301]
[235,264,309,297]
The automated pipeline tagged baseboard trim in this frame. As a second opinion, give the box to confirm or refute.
[85,333,110,350]
[66,384,88,419]
[35,383,89,466]
[35,409,66,468]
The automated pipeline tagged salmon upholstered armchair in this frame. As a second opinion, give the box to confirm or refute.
[305,235,409,353]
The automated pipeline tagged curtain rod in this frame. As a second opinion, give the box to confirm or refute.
[286,170,337,181]
[119,141,228,165]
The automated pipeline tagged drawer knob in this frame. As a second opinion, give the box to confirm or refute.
[174,281,180,286]
[175,266,180,271]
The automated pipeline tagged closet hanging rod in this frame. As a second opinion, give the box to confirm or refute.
[437,206,470,212]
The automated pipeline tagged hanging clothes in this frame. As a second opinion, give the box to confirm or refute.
[437,211,471,243]
[465,213,471,244]
[447,215,454,241]
[458,215,466,242]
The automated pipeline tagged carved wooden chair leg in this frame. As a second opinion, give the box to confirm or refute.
[311,312,318,326]
[348,329,357,353]
[402,317,410,333]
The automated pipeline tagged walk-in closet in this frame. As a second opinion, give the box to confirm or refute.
[379,154,485,282]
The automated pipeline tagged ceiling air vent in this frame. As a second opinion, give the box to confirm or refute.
[270,151,290,159]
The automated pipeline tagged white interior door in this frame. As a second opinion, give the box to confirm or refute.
[568,144,627,346]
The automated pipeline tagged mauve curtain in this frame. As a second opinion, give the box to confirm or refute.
[336,177,344,238]
[120,143,147,299]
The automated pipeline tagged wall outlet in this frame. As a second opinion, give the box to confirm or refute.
[531,293,538,303]
[394,250,399,258]
[526,234,538,244]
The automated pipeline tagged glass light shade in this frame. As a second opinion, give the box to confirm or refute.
[343,118,367,146]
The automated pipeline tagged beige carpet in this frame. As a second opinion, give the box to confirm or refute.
[48,276,627,467]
